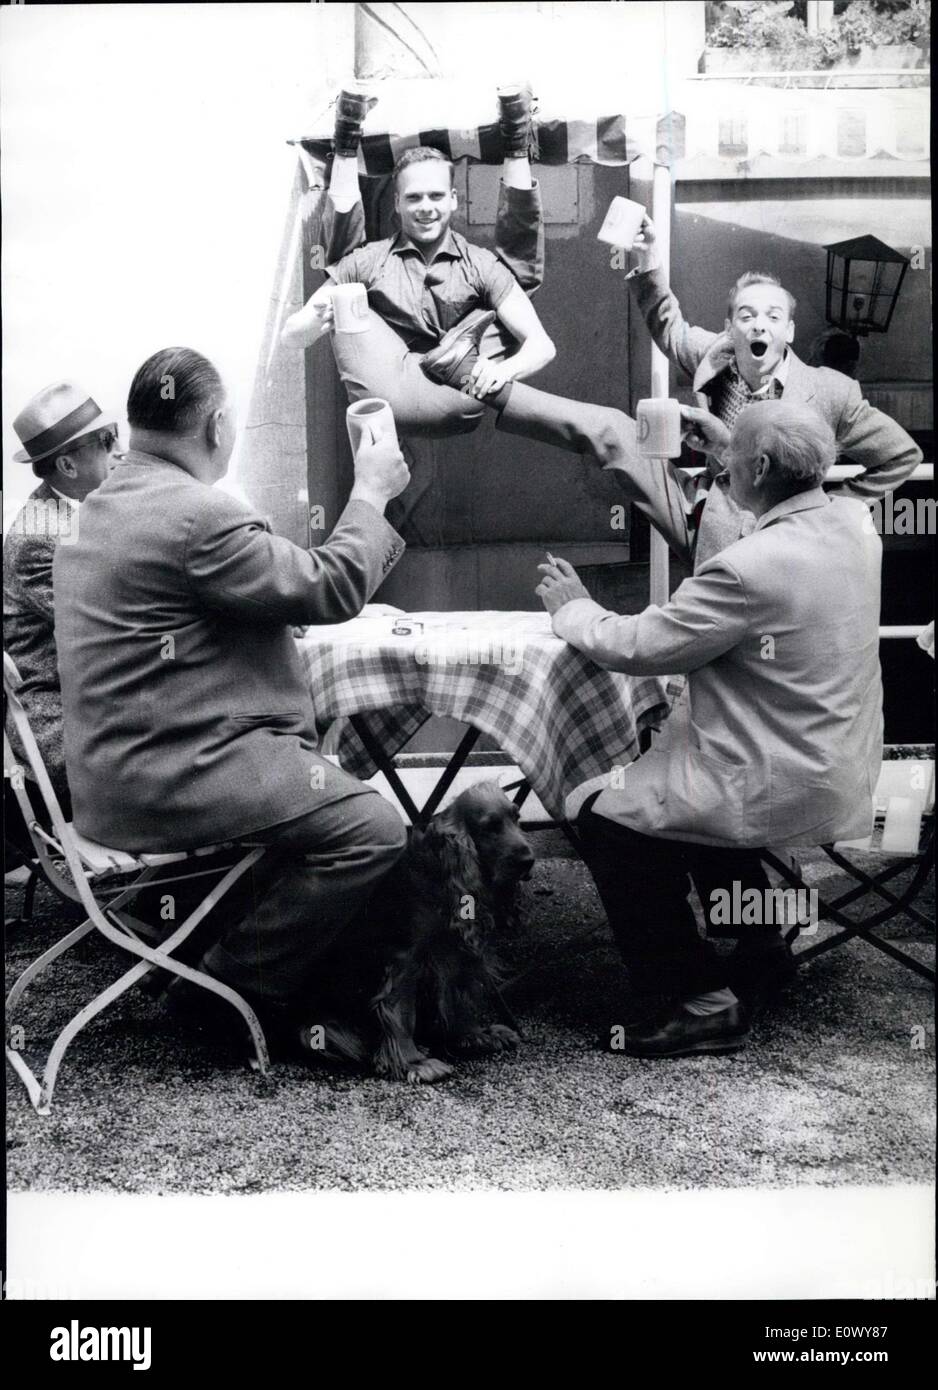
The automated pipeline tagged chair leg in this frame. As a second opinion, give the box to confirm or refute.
[36,958,159,1113]
[22,865,38,922]
[6,848,271,1113]
[795,926,935,983]
[5,1045,44,1111]
[6,867,162,1024]
[135,951,273,1074]
[761,848,935,984]
[822,842,936,933]
[6,917,96,1021]
[33,955,271,1114]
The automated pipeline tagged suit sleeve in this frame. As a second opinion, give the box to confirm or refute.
[831,378,923,501]
[627,266,718,382]
[183,494,405,625]
[551,559,749,675]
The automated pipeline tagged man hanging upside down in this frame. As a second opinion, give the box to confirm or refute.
[281,83,556,437]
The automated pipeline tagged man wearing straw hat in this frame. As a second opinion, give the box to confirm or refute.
[4,381,120,805]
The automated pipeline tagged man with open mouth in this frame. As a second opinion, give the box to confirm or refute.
[623,213,922,571]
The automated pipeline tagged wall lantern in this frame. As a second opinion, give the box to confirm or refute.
[824,234,910,337]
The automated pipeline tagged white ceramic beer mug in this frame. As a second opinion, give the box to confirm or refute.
[636,398,683,459]
[346,398,399,458]
[597,196,646,249]
[331,282,370,334]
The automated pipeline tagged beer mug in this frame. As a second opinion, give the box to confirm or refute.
[636,398,683,459]
[597,196,646,250]
[331,282,370,334]
[346,398,399,458]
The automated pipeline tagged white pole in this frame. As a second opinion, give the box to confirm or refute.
[650,161,673,607]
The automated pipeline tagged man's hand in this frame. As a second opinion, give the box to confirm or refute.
[281,291,335,350]
[695,328,735,385]
[349,432,410,513]
[630,214,659,273]
[466,356,514,399]
[680,405,731,462]
[535,557,591,615]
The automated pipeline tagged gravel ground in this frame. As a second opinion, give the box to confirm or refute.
[6,852,934,1193]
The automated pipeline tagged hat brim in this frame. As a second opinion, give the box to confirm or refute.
[13,409,118,464]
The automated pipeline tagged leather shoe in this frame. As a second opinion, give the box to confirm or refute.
[333,85,378,158]
[420,309,496,389]
[497,82,538,159]
[608,1002,750,1058]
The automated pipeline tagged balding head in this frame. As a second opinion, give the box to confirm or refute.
[127,347,236,484]
[725,401,837,517]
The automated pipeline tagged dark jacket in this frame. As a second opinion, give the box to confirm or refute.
[54,452,404,851]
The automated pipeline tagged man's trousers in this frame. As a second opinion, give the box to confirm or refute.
[577,794,776,1001]
[203,756,406,1008]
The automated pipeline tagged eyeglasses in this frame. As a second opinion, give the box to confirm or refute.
[74,428,120,455]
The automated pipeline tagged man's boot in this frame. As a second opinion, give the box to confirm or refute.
[497,82,538,160]
[333,85,378,158]
[419,309,496,391]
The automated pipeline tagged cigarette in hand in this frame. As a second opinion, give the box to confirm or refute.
[545,551,558,565]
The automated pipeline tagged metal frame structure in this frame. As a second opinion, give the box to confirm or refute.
[4,653,270,1115]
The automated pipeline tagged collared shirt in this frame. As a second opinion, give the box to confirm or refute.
[327,229,516,352]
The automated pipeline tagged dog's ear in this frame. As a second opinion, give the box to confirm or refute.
[420,810,493,947]
[421,810,483,894]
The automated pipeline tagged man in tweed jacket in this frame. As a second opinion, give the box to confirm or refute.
[4,382,119,807]
[621,213,922,568]
[479,218,920,571]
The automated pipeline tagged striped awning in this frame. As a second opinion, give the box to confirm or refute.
[291,77,682,173]
[295,115,631,173]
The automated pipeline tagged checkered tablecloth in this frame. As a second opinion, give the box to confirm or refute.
[296,610,676,821]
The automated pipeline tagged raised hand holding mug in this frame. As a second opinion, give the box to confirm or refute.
[346,398,400,459]
[331,282,371,335]
[636,398,683,458]
[597,196,647,250]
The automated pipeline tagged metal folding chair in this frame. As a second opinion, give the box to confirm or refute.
[4,652,271,1114]
[762,758,935,984]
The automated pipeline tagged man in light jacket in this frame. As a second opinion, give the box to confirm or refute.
[536,400,883,1058]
